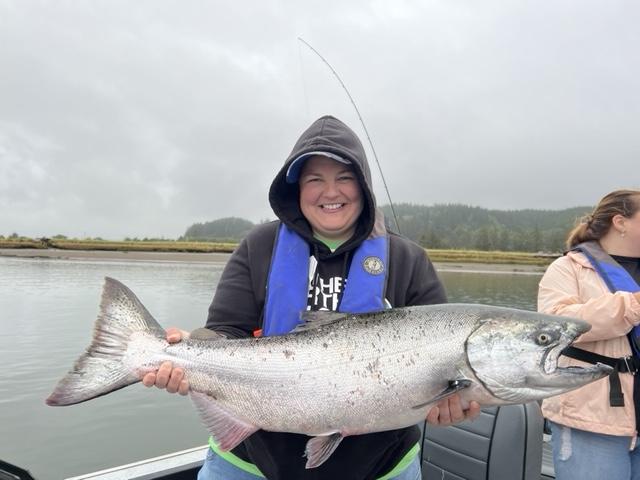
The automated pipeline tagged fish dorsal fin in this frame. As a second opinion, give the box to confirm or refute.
[291,311,350,334]
[190,391,258,451]
[411,379,472,410]
[304,433,344,469]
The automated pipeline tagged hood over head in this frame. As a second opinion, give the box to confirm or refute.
[269,115,378,251]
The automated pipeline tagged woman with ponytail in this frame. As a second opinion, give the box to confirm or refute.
[538,189,640,479]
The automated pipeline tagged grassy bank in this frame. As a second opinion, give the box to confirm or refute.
[0,238,558,265]
[0,238,236,253]
[427,249,557,266]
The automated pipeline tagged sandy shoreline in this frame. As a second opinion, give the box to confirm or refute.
[0,248,547,274]
[0,248,232,264]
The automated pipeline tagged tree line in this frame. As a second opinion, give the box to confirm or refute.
[182,203,592,253]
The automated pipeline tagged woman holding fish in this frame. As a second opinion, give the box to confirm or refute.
[142,115,481,479]
[539,189,640,479]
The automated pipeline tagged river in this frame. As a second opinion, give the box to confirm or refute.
[0,255,542,479]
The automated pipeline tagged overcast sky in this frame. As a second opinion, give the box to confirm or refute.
[1,1,638,239]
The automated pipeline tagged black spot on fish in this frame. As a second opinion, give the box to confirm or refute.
[366,359,381,373]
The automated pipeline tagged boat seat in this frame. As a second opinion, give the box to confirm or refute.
[420,402,544,480]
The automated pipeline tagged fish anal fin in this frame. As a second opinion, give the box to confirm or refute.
[412,379,472,410]
[190,391,258,451]
[304,432,344,469]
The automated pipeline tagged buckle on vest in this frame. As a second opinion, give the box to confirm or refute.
[622,356,636,375]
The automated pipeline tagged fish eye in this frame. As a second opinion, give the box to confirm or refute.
[536,332,553,346]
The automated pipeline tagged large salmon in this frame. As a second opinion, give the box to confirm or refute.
[46,277,611,468]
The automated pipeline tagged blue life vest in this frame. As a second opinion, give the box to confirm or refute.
[573,241,640,355]
[262,223,388,336]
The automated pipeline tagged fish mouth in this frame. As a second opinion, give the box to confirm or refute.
[541,342,566,375]
[537,341,613,387]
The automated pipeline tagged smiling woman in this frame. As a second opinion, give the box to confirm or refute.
[297,155,364,243]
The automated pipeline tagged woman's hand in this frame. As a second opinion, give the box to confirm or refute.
[141,327,190,396]
[426,395,481,426]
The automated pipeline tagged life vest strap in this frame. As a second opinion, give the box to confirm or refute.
[562,346,640,407]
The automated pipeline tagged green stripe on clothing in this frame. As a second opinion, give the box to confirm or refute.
[208,437,265,477]
[377,442,420,480]
[207,437,419,479]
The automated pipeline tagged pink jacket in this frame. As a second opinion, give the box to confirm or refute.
[539,251,640,438]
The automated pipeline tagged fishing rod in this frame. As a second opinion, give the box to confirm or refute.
[297,37,402,234]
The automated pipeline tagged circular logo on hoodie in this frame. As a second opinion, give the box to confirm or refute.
[363,256,385,275]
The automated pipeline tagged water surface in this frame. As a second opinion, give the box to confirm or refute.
[0,257,541,479]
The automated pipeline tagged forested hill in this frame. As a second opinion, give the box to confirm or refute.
[182,217,254,243]
[183,204,592,252]
[380,203,591,252]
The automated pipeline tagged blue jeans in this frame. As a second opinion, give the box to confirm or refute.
[549,421,640,480]
[197,448,422,480]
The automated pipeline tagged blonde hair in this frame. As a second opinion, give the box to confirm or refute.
[566,189,640,249]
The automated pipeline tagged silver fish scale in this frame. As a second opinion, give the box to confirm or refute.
[158,306,482,435]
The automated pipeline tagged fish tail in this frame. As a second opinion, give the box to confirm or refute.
[46,277,166,406]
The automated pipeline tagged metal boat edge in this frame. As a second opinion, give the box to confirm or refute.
[65,445,208,480]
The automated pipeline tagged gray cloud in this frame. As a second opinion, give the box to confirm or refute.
[1,0,639,238]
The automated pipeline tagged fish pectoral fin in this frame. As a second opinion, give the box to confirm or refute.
[190,391,258,451]
[304,432,344,469]
[412,379,473,410]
